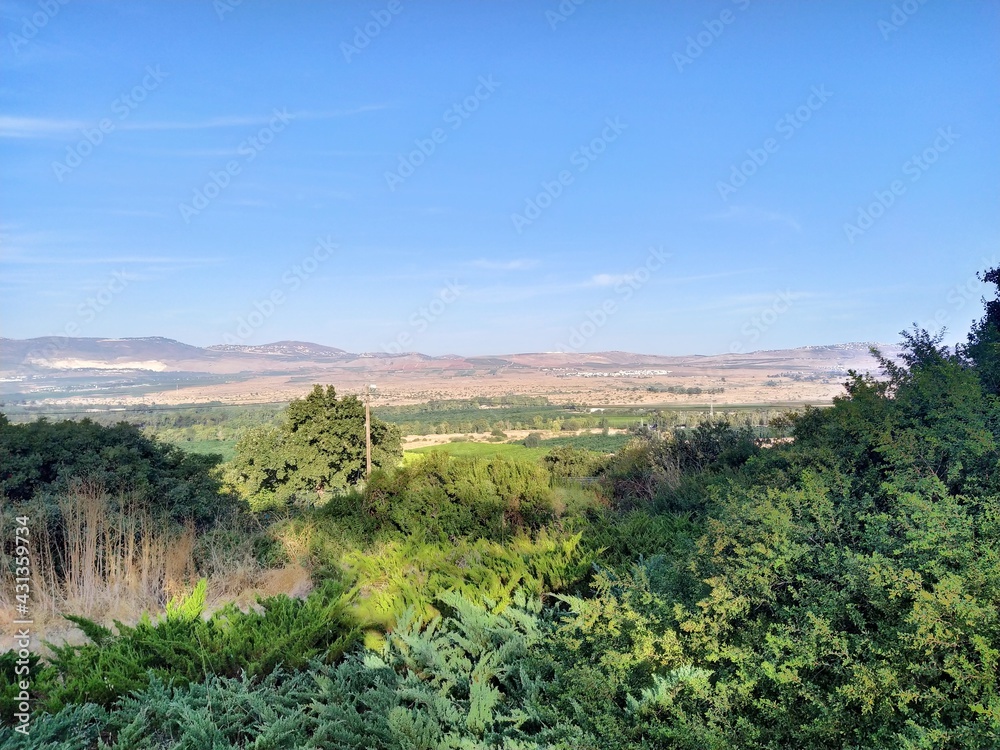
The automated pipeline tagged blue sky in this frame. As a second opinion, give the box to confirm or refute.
[1,0,997,355]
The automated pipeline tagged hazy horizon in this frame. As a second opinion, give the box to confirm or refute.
[2,1,997,356]
[0,332,906,359]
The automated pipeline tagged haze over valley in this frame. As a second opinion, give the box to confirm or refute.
[1,335,900,409]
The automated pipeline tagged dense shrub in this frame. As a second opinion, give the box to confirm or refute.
[363,453,555,541]
[671,419,760,473]
[543,446,602,478]
[2,593,593,750]
[600,436,678,508]
[4,579,358,715]
[0,416,235,526]
[522,431,543,448]
[601,423,760,514]
[340,532,594,628]
[575,508,701,570]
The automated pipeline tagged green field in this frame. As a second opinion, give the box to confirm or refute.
[405,441,546,463]
[167,438,238,461]
[538,433,632,452]
[164,428,632,466]
[404,432,632,464]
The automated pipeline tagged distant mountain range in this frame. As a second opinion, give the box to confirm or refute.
[206,342,350,358]
[0,336,904,407]
[0,335,898,376]
[0,336,896,376]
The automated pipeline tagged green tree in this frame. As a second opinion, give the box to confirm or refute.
[872,328,997,494]
[226,385,401,509]
[544,446,599,478]
[961,265,1000,396]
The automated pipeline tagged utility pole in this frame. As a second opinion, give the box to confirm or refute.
[364,384,375,479]
[710,376,723,420]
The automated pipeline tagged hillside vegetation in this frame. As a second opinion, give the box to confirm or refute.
[2,270,1000,748]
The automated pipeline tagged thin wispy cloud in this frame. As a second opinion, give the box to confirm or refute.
[584,269,755,289]
[121,107,386,132]
[586,273,628,287]
[123,147,245,158]
[0,106,388,139]
[0,116,88,138]
[704,205,802,231]
[0,228,88,258]
[470,259,539,271]
[1,253,223,266]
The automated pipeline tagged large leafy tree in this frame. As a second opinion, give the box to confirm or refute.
[872,328,997,494]
[226,385,401,508]
[961,265,1000,396]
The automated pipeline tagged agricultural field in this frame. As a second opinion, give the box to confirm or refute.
[173,438,238,462]
[403,432,633,464]
[404,440,546,463]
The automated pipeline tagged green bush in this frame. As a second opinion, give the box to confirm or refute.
[0,416,238,527]
[4,592,594,750]
[543,446,602,478]
[340,532,595,629]
[5,579,359,715]
[576,508,701,571]
[364,453,555,541]
[530,558,693,748]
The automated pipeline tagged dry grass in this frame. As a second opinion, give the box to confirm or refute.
[1,484,310,650]
[0,482,197,630]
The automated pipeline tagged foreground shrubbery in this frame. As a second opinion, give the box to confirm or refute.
[0,579,358,717]
[2,593,590,750]
[13,472,995,748]
[538,478,1000,748]
[269,462,596,629]
[5,271,1000,747]
[340,532,594,629]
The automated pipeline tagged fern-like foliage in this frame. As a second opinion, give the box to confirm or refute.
[31,579,359,713]
[342,531,594,630]
[626,665,714,714]
[2,591,594,749]
[164,577,207,622]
